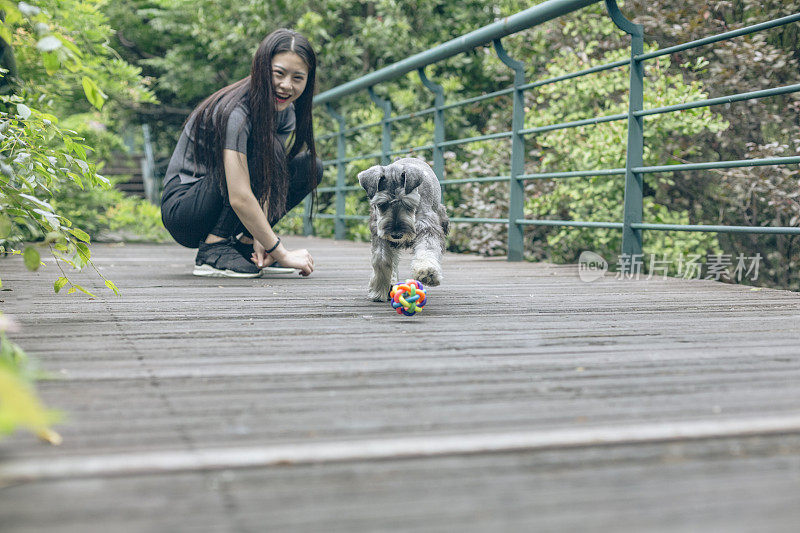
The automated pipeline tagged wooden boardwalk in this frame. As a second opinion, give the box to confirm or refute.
[1,237,799,532]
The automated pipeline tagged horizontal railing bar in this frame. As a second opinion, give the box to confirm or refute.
[442,175,511,185]
[637,13,800,61]
[322,133,512,166]
[449,217,509,224]
[322,146,438,167]
[631,223,800,235]
[520,168,626,180]
[448,218,626,229]
[517,219,624,228]
[439,131,512,148]
[635,84,800,117]
[634,156,800,174]
[519,113,628,136]
[320,156,796,183]
[387,144,435,157]
[311,218,800,234]
[316,186,360,193]
[520,58,630,91]
[314,0,602,105]
[320,106,627,148]
[322,153,383,166]
[346,121,385,134]
[317,121,385,142]
[318,168,625,187]
[387,107,437,123]
[315,214,369,221]
[440,87,515,111]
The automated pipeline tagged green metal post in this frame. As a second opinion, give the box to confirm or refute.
[302,196,314,236]
[606,0,644,257]
[418,67,446,190]
[325,103,347,240]
[140,124,158,204]
[368,88,392,165]
[493,38,526,262]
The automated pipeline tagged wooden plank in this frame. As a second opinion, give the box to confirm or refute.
[3,414,800,482]
[2,435,799,532]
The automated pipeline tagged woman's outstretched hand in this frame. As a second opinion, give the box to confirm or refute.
[253,240,314,276]
[277,248,314,276]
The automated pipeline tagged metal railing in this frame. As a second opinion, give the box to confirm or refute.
[309,0,800,261]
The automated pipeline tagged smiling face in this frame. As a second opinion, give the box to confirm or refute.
[271,51,308,111]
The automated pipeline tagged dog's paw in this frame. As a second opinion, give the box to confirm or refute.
[368,279,390,301]
[368,287,388,302]
[412,264,442,287]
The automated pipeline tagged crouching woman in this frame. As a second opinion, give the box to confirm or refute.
[161,29,321,278]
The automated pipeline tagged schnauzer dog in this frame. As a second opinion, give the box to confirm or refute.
[358,157,449,301]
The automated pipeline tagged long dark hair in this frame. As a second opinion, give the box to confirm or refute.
[190,29,317,221]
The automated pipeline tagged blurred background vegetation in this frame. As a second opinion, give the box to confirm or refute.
[0,0,798,438]
[102,0,799,287]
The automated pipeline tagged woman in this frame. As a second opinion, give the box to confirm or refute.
[161,29,321,278]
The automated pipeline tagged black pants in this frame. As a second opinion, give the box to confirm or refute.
[161,151,322,248]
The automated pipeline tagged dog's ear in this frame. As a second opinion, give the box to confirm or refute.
[358,165,384,199]
[402,170,423,194]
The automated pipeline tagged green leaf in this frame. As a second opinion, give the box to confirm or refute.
[42,51,60,75]
[0,213,11,238]
[64,56,81,73]
[23,247,41,271]
[104,279,119,296]
[68,227,90,243]
[0,366,61,440]
[81,76,106,110]
[56,34,83,58]
[54,277,68,293]
[72,284,96,298]
[75,241,90,262]
[0,23,13,45]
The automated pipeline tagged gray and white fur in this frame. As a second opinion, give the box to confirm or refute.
[358,157,449,301]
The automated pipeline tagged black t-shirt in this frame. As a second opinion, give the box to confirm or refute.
[164,102,296,186]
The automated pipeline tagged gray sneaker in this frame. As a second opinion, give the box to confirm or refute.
[193,238,261,278]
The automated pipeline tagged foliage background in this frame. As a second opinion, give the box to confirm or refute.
[105,0,800,287]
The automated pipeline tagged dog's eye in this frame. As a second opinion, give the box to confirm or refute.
[376,201,391,210]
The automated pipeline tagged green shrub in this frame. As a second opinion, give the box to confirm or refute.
[51,178,170,243]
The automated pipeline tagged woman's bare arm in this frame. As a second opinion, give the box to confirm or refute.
[223,149,314,275]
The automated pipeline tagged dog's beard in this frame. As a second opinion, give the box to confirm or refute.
[374,207,416,245]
